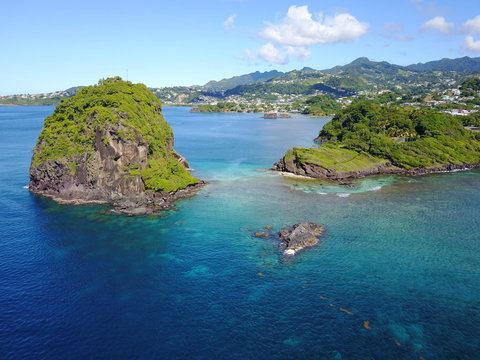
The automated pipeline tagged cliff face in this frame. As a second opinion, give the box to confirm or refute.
[273,153,480,180]
[273,144,395,180]
[29,77,202,214]
[273,154,393,180]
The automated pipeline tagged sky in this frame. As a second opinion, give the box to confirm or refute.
[1,0,480,94]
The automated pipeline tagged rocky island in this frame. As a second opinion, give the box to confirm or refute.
[29,77,203,215]
[279,222,325,256]
[274,102,480,180]
[253,223,325,256]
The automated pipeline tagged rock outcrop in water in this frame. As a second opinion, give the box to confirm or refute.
[252,223,325,256]
[29,77,203,214]
[279,223,325,255]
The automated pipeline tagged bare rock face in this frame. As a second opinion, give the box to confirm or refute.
[279,223,325,256]
[273,156,480,180]
[28,78,203,214]
[251,223,325,256]
[272,157,391,180]
[30,125,147,203]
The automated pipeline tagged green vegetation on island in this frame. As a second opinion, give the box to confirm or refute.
[461,77,480,91]
[319,102,480,168]
[275,102,480,178]
[203,70,284,91]
[33,77,199,192]
[462,111,480,127]
[191,101,275,113]
[191,94,343,115]
[283,144,391,173]
[301,95,342,116]
[0,96,66,106]
[0,87,82,106]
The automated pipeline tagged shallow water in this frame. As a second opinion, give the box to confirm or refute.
[1,106,479,359]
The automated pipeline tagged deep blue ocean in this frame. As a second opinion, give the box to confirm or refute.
[1,106,479,360]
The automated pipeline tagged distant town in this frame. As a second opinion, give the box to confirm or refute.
[2,56,480,121]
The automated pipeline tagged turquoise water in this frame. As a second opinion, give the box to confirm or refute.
[1,106,479,359]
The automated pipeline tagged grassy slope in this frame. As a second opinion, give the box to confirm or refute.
[286,144,391,172]
[33,77,199,192]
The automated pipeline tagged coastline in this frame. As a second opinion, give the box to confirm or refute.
[273,161,480,181]
[277,171,318,180]
[0,103,56,107]
[189,108,268,114]
[29,181,206,215]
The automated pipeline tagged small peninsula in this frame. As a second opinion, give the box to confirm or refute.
[274,102,480,180]
[29,77,203,214]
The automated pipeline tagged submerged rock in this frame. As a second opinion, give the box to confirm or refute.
[253,232,270,238]
[29,77,204,215]
[279,222,325,255]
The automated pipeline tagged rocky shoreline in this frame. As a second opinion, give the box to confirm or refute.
[273,157,480,181]
[28,127,206,215]
[29,181,206,216]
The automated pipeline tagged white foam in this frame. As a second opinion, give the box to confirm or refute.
[283,249,296,256]
[336,193,351,198]
[371,186,382,191]
[23,185,29,189]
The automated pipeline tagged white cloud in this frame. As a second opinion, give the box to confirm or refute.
[462,36,480,53]
[421,16,454,34]
[258,42,288,64]
[223,14,236,32]
[286,46,311,60]
[260,5,369,47]
[462,15,480,35]
[248,5,367,65]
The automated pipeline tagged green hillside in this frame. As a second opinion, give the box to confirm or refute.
[277,102,480,177]
[203,70,284,91]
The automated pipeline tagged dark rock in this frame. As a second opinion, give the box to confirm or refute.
[273,156,391,180]
[273,153,480,181]
[254,232,270,238]
[172,151,190,169]
[279,222,325,255]
[29,125,206,215]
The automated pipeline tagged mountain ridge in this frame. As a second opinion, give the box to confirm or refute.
[406,56,480,73]
[2,56,479,105]
[203,70,284,91]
